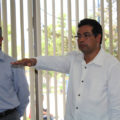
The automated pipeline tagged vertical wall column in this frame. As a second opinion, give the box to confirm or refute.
[75,0,79,49]
[52,0,58,120]
[117,0,120,60]
[44,0,50,120]
[67,0,72,52]
[0,0,1,25]
[100,0,105,48]
[28,0,36,120]
[93,0,96,19]
[60,0,66,118]
[20,0,25,59]
[84,0,87,18]
[108,0,113,54]
[10,0,17,58]
[2,0,8,53]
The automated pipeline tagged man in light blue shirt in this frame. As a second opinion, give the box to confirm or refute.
[12,18,120,120]
[0,27,29,120]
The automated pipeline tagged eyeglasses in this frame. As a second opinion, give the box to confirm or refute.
[74,32,94,39]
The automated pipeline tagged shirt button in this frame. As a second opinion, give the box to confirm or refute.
[76,107,79,109]
[78,94,80,96]
[85,66,87,69]
[81,80,84,83]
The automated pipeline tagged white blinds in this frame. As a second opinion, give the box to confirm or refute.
[0,0,120,120]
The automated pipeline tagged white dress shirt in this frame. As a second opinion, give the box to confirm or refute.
[35,48,120,120]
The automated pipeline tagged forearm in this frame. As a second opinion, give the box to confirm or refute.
[34,56,71,73]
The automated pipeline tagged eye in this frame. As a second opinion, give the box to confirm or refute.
[84,33,90,37]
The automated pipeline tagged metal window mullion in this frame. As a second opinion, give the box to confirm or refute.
[84,0,87,18]
[108,0,113,54]
[61,0,64,55]
[38,70,43,120]
[44,1,48,55]
[20,0,25,59]
[44,0,50,120]
[52,0,58,120]
[2,0,8,54]
[62,73,65,117]
[52,0,56,56]
[28,0,36,120]
[60,0,66,117]
[117,0,120,60]
[93,0,96,19]
[0,0,1,25]
[35,0,43,120]
[36,0,42,56]
[33,0,42,120]
[75,0,79,50]
[28,0,34,58]
[75,0,79,28]
[67,0,72,52]
[10,0,17,58]
[54,72,57,120]
[100,0,105,48]
[20,1,27,119]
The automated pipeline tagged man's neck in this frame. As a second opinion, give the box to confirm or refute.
[84,47,101,64]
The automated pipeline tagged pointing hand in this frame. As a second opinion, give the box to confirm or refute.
[11,58,37,67]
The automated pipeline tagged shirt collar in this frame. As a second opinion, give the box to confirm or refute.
[81,47,105,66]
[90,48,105,66]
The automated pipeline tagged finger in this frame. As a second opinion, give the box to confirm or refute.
[11,60,26,65]
[27,63,32,66]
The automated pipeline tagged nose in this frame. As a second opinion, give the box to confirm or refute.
[77,36,85,42]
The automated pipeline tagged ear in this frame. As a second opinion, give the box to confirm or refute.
[96,34,101,44]
[0,37,3,41]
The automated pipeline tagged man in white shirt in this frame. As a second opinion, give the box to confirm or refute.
[11,18,120,120]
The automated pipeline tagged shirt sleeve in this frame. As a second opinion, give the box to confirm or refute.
[34,55,73,74]
[12,66,29,117]
[108,62,120,120]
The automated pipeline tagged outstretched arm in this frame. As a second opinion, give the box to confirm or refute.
[11,58,37,66]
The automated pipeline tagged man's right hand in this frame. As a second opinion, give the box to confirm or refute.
[11,58,37,67]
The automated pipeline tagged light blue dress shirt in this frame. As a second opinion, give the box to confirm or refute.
[0,50,29,117]
[35,48,120,120]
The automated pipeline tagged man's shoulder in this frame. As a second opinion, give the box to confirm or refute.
[103,49,119,66]
[104,50,118,62]
[3,52,16,62]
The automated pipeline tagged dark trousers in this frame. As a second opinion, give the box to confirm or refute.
[0,109,20,120]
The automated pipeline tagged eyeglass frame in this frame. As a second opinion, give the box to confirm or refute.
[74,32,94,40]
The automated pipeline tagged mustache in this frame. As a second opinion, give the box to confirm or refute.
[79,43,88,47]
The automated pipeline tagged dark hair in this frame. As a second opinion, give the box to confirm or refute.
[0,27,2,38]
[78,18,103,44]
